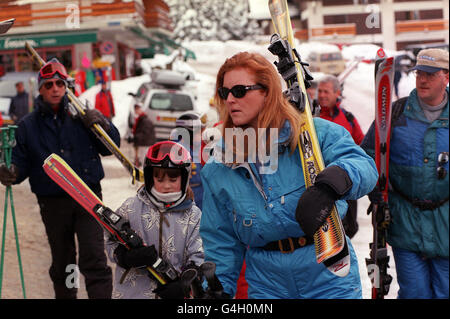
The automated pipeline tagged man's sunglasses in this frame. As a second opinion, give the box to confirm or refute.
[437,152,448,180]
[42,80,65,90]
[217,84,264,100]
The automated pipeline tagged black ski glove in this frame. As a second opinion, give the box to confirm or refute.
[82,109,110,131]
[153,280,187,299]
[295,165,352,237]
[0,163,18,186]
[113,244,158,269]
[368,185,383,205]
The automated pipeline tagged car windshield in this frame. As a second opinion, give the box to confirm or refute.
[320,52,343,61]
[0,80,18,97]
[149,93,193,111]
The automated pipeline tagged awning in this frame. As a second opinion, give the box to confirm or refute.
[154,32,196,60]
[0,31,97,50]
[129,27,170,58]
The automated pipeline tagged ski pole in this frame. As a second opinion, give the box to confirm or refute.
[0,126,26,299]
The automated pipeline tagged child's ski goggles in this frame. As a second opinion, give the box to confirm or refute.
[146,141,191,167]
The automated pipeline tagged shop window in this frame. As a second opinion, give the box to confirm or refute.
[45,49,73,71]
[0,52,15,73]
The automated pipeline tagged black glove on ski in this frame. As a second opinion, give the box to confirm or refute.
[82,109,110,131]
[204,290,232,299]
[114,244,158,269]
[0,163,18,186]
[368,185,383,205]
[295,165,352,237]
[153,280,187,299]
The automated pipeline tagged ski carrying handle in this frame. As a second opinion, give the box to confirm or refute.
[42,153,167,285]
[24,42,144,185]
[268,0,346,264]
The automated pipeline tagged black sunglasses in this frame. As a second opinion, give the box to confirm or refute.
[43,79,65,90]
[437,152,448,180]
[218,84,264,100]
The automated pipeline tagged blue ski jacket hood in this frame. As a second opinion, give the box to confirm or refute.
[200,118,378,298]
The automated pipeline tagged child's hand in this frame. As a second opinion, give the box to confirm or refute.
[153,281,186,299]
[113,245,158,269]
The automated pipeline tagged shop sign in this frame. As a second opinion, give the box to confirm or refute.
[0,32,97,50]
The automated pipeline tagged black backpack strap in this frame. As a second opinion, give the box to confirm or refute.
[391,97,408,123]
[341,108,355,128]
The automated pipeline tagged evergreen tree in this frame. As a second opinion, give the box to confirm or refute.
[166,0,264,42]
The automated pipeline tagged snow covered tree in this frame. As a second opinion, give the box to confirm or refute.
[166,0,264,42]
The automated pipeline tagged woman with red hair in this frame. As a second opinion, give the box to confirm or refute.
[199,52,378,299]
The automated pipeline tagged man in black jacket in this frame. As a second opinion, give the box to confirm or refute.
[0,58,119,299]
[9,81,30,124]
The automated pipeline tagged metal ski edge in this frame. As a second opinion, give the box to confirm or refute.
[24,42,144,183]
[268,0,349,269]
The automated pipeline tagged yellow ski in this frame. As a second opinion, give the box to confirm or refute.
[268,0,349,276]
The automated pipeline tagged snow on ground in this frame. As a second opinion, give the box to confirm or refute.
[81,40,417,298]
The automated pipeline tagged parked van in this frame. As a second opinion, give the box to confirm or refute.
[128,69,196,141]
[307,50,346,76]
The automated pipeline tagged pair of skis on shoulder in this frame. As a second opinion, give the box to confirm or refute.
[268,0,349,277]
[268,1,394,288]
[43,153,223,299]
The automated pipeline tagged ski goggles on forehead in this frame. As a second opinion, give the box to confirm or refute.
[146,141,191,166]
[39,61,68,80]
[437,152,448,180]
[217,84,264,100]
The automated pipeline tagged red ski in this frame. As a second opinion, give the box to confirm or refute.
[365,48,394,299]
[42,153,174,285]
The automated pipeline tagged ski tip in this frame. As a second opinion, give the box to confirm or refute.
[376,48,386,60]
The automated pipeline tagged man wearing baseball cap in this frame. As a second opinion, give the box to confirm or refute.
[0,58,120,299]
[362,48,448,299]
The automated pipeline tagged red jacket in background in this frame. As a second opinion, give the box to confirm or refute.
[95,90,115,119]
[319,101,364,145]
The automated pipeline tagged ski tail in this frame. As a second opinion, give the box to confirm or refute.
[25,42,144,184]
[268,0,349,277]
[0,18,15,34]
[366,48,394,299]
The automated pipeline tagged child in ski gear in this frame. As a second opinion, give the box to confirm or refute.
[317,74,365,238]
[106,141,204,299]
[200,52,378,299]
[132,103,155,167]
[362,48,449,299]
[0,58,118,299]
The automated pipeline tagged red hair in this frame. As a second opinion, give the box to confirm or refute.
[214,51,303,152]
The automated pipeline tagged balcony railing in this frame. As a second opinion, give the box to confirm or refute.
[0,0,171,31]
[295,23,356,40]
[395,19,448,34]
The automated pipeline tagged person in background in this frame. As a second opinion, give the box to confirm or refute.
[9,81,30,124]
[317,74,365,238]
[95,81,115,120]
[361,48,449,299]
[171,111,206,210]
[0,58,119,299]
[131,103,155,167]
